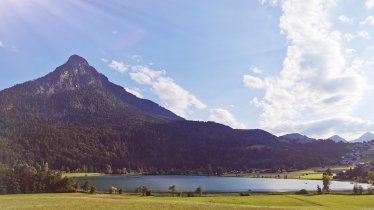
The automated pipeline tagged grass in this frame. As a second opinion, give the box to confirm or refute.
[1,193,374,210]
[225,166,352,180]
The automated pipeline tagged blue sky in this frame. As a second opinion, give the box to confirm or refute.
[0,0,373,140]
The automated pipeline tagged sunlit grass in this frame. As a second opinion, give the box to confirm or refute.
[1,193,374,210]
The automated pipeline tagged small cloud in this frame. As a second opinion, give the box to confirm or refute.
[131,55,142,63]
[0,40,3,48]
[109,60,128,73]
[250,66,263,74]
[360,16,374,25]
[365,0,374,9]
[112,30,118,35]
[358,30,370,39]
[338,15,352,23]
[243,75,266,89]
[101,58,108,63]
[209,108,246,129]
[343,33,355,42]
[260,0,278,6]
[124,87,144,98]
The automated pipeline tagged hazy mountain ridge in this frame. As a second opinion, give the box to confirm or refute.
[350,132,374,143]
[279,133,316,143]
[328,135,347,143]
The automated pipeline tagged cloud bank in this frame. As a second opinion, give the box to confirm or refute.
[245,0,369,138]
[109,61,206,117]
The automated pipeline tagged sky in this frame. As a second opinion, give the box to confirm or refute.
[0,0,373,141]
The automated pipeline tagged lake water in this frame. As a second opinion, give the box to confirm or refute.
[77,175,371,193]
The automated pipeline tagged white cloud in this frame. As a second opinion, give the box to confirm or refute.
[124,87,143,98]
[360,16,374,25]
[343,33,355,42]
[209,108,246,129]
[365,0,374,9]
[131,55,142,63]
[243,75,266,89]
[358,30,370,39]
[101,58,108,63]
[0,40,3,48]
[129,65,206,117]
[109,60,128,73]
[338,15,352,23]
[260,0,279,6]
[244,0,368,138]
[250,66,263,74]
[345,48,356,55]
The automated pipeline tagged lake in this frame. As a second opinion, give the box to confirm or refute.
[77,175,371,193]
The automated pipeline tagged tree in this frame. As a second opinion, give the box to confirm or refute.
[105,164,113,174]
[353,184,358,194]
[42,162,49,172]
[109,186,117,194]
[367,186,374,195]
[322,175,331,193]
[81,181,91,193]
[135,186,148,196]
[317,185,322,195]
[324,167,332,176]
[358,185,364,195]
[195,186,203,196]
[168,185,177,194]
[89,186,96,194]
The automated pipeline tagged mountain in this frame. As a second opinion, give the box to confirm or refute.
[328,135,347,143]
[0,55,182,122]
[0,55,348,172]
[279,133,315,143]
[351,132,374,143]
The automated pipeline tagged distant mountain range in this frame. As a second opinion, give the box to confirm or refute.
[350,132,374,143]
[279,133,315,143]
[0,55,349,172]
[328,135,348,143]
[279,132,374,144]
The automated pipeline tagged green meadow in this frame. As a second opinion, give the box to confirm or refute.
[225,166,352,180]
[1,193,374,210]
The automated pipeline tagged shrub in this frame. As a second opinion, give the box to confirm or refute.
[240,192,250,196]
[187,192,194,197]
[109,186,117,194]
[367,186,374,195]
[295,189,308,195]
[195,186,203,196]
[89,186,96,194]
[145,190,152,196]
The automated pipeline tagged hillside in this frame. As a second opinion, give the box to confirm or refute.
[0,55,348,172]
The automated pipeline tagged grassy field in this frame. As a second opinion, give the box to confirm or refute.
[1,193,374,210]
[225,166,352,180]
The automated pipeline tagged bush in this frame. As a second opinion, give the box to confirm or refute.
[195,186,203,196]
[109,186,117,194]
[367,186,374,195]
[187,192,194,197]
[295,189,309,195]
[89,186,96,194]
[145,190,152,196]
[240,192,250,196]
